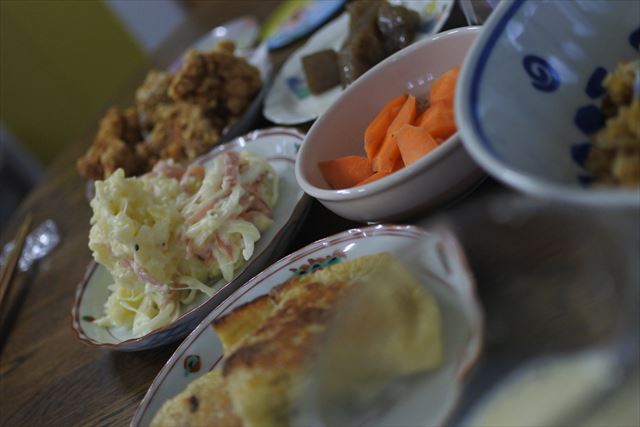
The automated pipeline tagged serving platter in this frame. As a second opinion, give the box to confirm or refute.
[71,128,311,351]
[263,0,454,125]
[131,224,483,426]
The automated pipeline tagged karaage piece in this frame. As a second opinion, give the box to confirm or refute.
[137,102,221,168]
[76,106,145,180]
[168,48,262,118]
[135,70,173,129]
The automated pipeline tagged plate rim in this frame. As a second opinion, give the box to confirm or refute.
[70,127,310,350]
[130,223,484,426]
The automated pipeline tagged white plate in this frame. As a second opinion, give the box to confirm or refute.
[71,128,311,351]
[131,224,483,426]
[263,0,454,125]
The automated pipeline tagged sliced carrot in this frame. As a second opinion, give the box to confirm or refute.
[416,101,457,140]
[372,95,417,173]
[318,156,373,189]
[356,171,391,186]
[394,124,439,166]
[364,94,407,161]
[429,65,460,105]
[392,155,404,172]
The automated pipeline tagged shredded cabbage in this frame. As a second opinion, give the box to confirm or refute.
[89,150,278,337]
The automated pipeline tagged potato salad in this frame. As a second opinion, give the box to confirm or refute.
[88,150,278,337]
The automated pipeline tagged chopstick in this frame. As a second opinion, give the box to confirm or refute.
[0,213,33,319]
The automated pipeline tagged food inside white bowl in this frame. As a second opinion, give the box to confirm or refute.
[295,26,484,222]
[455,0,640,207]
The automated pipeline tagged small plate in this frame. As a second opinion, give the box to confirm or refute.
[131,224,483,426]
[71,128,311,351]
[263,0,454,125]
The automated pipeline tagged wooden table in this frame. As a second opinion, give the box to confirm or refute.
[6,2,622,426]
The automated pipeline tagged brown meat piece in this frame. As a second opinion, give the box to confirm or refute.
[338,0,385,86]
[135,70,173,129]
[301,49,340,94]
[76,106,145,180]
[169,48,262,117]
[138,102,221,168]
[377,1,420,54]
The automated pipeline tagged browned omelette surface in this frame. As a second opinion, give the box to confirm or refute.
[151,253,443,427]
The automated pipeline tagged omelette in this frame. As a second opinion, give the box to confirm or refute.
[151,252,443,427]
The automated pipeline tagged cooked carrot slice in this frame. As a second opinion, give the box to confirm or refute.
[429,65,460,105]
[318,155,374,189]
[394,124,439,166]
[372,95,417,173]
[364,94,407,161]
[416,101,457,140]
[356,171,391,186]
[392,155,404,172]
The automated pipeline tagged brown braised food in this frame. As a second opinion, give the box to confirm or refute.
[300,0,420,92]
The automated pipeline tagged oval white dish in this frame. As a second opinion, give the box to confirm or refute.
[131,224,483,426]
[263,0,454,125]
[71,128,311,351]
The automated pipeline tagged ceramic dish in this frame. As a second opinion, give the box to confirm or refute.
[456,0,640,207]
[72,128,311,351]
[296,27,484,222]
[263,0,454,125]
[131,224,483,426]
[265,0,346,50]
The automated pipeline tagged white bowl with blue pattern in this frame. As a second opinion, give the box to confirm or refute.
[456,0,640,207]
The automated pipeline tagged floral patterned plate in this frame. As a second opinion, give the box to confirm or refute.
[131,224,483,426]
[71,128,311,351]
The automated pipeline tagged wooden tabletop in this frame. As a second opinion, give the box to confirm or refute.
[4,2,620,427]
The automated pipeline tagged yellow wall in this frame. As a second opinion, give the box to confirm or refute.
[0,0,145,165]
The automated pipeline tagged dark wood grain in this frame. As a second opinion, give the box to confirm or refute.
[0,3,478,427]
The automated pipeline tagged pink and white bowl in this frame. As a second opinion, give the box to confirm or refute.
[295,27,485,223]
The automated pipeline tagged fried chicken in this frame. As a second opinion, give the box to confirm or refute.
[135,70,173,130]
[77,42,262,181]
[137,102,221,169]
[76,107,145,180]
[169,48,262,118]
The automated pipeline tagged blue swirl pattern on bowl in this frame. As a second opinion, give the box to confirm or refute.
[523,55,560,92]
[456,0,640,206]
